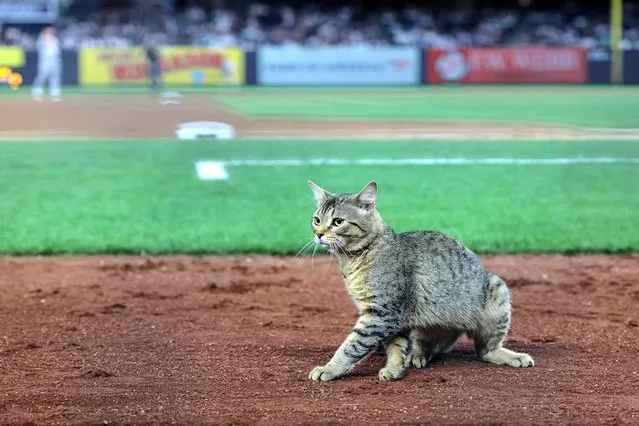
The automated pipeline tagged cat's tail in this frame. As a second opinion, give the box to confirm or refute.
[472,273,534,367]
[471,273,512,355]
[482,274,512,323]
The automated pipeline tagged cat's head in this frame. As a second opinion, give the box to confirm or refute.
[308,180,386,255]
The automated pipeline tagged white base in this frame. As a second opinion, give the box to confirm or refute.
[195,161,229,180]
[160,91,182,105]
[176,122,236,140]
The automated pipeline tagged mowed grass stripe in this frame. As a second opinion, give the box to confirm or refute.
[1,140,638,254]
[215,89,639,128]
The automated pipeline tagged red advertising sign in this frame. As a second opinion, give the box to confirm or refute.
[427,47,587,84]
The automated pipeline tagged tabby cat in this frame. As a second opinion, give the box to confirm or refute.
[307,180,534,382]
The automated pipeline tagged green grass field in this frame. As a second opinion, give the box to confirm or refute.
[215,89,639,128]
[2,139,638,255]
[1,86,638,254]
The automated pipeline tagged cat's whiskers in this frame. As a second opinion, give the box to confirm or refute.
[324,244,331,269]
[311,244,318,273]
[325,242,337,272]
[295,239,316,258]
[333,243,347,269]
[336,240,355,259]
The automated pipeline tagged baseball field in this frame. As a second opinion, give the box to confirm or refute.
[1,86,638,424]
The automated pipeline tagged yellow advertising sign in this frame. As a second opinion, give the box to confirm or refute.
[80,46,245,85]
[0,66,10,79]
[0,46,25,67]
[0,66,23,90]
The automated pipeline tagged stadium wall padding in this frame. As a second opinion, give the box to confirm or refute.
[9,48,639,87]
[420,50,428,85]
[623,51,639,84]
[586,51,639,85]
[15,50,79,86]
[245,51,257,85]
[588,58,610,84]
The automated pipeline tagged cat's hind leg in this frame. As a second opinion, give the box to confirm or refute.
[405,328,461,369]
[472,274,534,368]
[432,330,462,356]
[405,329,430,368]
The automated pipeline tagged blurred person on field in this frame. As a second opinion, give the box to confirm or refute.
[32,26,62,102]
[144,39,163,95]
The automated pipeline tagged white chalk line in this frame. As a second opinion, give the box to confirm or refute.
[242,129,639,141]
[195,157,639,181]
[223,157,639,166]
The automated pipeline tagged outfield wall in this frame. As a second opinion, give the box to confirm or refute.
[2,46,638,87]
[7,50,79,86]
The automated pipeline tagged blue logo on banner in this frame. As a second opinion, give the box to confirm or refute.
[191,69,205,84]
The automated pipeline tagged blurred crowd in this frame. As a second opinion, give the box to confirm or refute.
[1,2,638,54]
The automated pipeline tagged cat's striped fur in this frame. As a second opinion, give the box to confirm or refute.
[307,181,534,382]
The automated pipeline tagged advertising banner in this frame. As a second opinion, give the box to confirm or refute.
[258,46,419,85]
[0,46,25,67]
[427,47,587,84]
[79,46,245,85]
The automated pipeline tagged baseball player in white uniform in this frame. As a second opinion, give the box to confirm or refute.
[32,26,62,102]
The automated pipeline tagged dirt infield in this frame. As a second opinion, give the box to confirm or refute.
[1,93,639,424]
[3,93,639,140]
[1,254,638,424]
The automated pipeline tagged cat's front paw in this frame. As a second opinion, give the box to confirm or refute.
[309,365,339,382]
[378,366,405,381]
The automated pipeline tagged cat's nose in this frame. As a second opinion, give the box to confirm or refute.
[315,232,324,239]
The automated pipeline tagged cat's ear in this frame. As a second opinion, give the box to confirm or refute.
[354,181,377,209]
[308,180,332,205]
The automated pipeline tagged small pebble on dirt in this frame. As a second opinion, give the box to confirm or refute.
[83,370,115,378]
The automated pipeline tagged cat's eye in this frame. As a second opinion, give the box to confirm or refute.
[332,218,344,226]
[312,216,320,226]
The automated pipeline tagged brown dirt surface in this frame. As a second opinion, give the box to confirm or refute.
[1,254,638,425]
[3,93,639,141]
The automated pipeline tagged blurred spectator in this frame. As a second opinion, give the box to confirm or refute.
[0,2,637,52]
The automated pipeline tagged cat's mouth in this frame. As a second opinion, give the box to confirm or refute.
[314,236,333,250]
